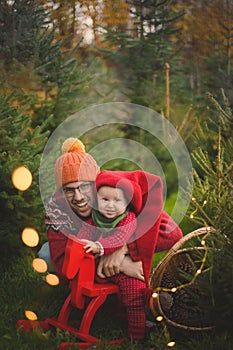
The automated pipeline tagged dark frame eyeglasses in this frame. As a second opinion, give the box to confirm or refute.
[63,182,93,196]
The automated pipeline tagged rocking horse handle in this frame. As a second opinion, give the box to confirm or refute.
[62,235,86,280]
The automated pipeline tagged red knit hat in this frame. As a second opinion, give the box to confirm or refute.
[96,170,142,213]
[54,138,100,188]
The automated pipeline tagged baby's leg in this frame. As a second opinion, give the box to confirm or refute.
[111,274,146,339]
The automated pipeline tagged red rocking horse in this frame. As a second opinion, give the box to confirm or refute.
[16,236,125,349]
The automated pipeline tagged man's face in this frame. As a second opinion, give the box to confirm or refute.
[63,181,95,218]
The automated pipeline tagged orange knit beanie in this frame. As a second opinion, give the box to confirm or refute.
[54,138,100,188]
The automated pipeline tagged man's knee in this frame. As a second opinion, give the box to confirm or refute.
[38,242,55,272]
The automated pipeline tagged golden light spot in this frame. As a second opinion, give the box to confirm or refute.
[152,292,158,298]
[32,258,47,273]
[171,287,177,292]
[22,227,39,247]
[45,274,60,286]
[167,341,176,347]
[25,310,38,321]
[156,315,163,322]
[12,166,32,191]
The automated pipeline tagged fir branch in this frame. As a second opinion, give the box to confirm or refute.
[207,91,232,121]
[192,148,216,176]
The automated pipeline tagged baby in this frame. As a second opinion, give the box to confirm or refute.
[78,170,147,340]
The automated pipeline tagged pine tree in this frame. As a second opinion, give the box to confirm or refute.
[148,91,232,348]
[188,90,233,334]
[0,93,49,268]
[0,0,48,62]
[100,0,183,106]
[0,0,90,130]
[31,30,89,129]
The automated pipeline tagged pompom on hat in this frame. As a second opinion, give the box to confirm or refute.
[96,170,142,213]
[54,138,100,188]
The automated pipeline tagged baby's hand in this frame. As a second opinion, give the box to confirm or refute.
[80,239,99,254]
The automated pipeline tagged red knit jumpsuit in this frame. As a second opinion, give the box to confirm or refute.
[78,211,147,340]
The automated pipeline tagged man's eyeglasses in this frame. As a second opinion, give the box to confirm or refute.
[63,182,93,197]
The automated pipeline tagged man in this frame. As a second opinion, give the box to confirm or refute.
[40,137,182,284]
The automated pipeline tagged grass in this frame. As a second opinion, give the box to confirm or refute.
[1,248,233,350]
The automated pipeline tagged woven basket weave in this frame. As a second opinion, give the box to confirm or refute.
[150,227,215,331]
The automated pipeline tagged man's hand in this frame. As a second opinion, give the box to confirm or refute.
[97,245,127,278]
[97,246,145,282]
[120,256,145,282]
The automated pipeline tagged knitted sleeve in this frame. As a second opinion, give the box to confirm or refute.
[126,211,183,261]
[127,240,141,261]
[47,227,69,284]
[97,211,137,255]
[155,210,183,252]
[45,192,83,283]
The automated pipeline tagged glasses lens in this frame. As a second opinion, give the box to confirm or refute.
[79,183,92,193]
[63,183,92,196]
[63,188,74,196]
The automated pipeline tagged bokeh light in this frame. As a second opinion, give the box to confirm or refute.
[156,315,163,322]
[22,227,39,247]
[167,341,176,347]
[25,310,38,321]
[32,258,47,273]
[12,166,32,191]
[45,274,60,286]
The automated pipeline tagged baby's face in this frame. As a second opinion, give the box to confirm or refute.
[97,186,128,219]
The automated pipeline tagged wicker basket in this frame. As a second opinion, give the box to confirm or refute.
[150,227,216,331]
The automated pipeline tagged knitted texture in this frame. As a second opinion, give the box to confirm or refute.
[54,138,100,188]
[109,273,146,339]
[78,211,137,254]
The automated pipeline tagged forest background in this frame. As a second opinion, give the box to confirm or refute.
[0,1,232,349]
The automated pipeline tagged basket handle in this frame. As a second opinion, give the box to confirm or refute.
[169,226,215,253]
[153,226,215,275]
